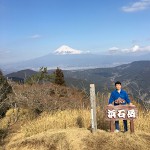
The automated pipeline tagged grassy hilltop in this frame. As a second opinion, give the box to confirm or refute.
[0,83,150,150]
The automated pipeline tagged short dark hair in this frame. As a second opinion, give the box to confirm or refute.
[115,81,121,86]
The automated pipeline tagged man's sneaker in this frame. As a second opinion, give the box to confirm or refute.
[114,129,119,133]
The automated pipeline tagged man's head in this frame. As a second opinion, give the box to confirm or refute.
[115,81,121,90]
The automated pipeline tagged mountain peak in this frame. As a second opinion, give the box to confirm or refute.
[54,45,82,55]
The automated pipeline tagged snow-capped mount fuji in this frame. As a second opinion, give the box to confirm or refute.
[1,44,150,74]
[54,45,82,55]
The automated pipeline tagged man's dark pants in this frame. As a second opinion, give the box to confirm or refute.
[115,120,128,131]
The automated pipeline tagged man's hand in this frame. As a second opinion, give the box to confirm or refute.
[129,103,134,106]
[115,98,125,104]
[108,104,113,106]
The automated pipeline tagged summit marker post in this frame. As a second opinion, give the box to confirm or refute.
[90,84,97,133]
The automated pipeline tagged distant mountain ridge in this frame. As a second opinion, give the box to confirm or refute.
[6,69,37,79]
[64,61,150,107]
[5,61,150,107]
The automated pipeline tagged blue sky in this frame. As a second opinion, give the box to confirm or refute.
[0,0,150,63]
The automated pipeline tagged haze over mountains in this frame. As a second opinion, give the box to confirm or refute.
[1,45,150,74]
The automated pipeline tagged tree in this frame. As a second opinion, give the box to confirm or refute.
[0,70,12,117]
[26,67,55,85]
[54,67,65,85]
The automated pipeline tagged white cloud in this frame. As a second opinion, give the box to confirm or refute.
[123,45,150,52]
[108,47,120,54]
[109,47,119,51]
[122,0,150,12]
[108,45,150,54]
[29,34,41,39]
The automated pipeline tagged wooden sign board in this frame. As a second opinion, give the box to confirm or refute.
[105,105,138,133]
[105,105,138,121]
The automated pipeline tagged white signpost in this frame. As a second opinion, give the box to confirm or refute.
[90,84,97,133]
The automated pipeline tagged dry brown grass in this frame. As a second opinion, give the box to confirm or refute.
[0,83,149,150]
[5,128,89,150]
[20,108,150,137]
[83,130,150,150]
[1,108,149,150]
[135,111,150,132]
[21,109,91,137]
[5,129,150,150]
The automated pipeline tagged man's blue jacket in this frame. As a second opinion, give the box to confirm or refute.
[109,89,131,105]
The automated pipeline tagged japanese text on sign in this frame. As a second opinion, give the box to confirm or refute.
[106,105,138,120]
[108,109,136,119]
